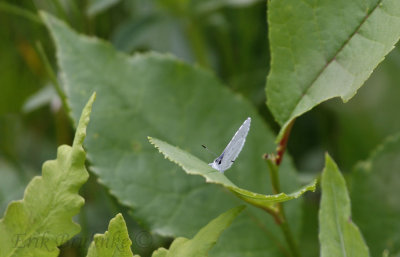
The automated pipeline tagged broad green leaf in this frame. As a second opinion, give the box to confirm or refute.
[86,213,139,257]
[266,0,400,140]
[350,133,400,257]
[319,154,369,257]
[42,12,304,256]
[149,137,316,211]
[0,93,95,257]
[152,206,245,257]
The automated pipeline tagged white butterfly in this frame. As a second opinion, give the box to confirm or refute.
[209,117,251,173]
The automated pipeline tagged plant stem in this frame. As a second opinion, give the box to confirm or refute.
[264,119,300,257]
[266,157,280,194]
[35,42,72,118]
[279,209,301,257]
[265,157,301,257]
[275,119,295,165]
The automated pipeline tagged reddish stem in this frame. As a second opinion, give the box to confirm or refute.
[275,120,295,166]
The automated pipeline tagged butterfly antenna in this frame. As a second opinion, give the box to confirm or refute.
[201,144,218,157]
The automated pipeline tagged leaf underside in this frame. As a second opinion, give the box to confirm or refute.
[267,0,400,140]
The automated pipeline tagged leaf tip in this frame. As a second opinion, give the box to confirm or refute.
[324,151,332,160]
[323,152,338,172]
[147,137,159,150]
[38,10,48,21]
[73,92,96,147]
[39,10,62,31]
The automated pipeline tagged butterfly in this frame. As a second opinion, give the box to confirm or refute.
[207,117,251,173]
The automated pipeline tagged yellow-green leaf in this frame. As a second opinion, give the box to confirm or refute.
[0,93,95,257]
[86,213,139,257]
[152,206,245,257]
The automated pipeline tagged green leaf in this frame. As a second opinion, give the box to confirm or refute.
[319,154,369,257]
[149,137,316,211]
[350,133,400,256]
[152,206,245,257]
[0,93,95,257]
[86,213,139,257]
[42,11,304,256]
[266,0,400,140]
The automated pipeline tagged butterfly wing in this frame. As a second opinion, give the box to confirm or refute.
[216,117,251,172]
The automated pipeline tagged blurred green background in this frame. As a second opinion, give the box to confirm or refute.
[1,0,400,256]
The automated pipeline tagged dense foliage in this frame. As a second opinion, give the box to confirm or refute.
[1,1,400,257]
